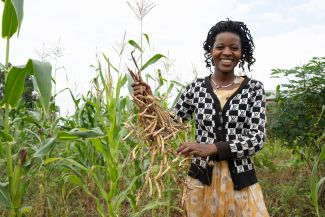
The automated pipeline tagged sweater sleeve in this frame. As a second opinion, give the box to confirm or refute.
[216,82,266,160]
[171,81,196,122]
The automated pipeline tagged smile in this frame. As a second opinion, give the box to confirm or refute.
[220,59,233,63]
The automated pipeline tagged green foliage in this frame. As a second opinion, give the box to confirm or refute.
[268,57,325,215]
[310,144,325,217]
[0,182,11,208]
[30,59,52,114]
[0,66,4,100]
[2,0,24,38]
[1,0,55,216]
[268,57,325,151]
[3,1,324,216]
[128,40,143,52]
[256,141,324,217]
[0,130,13,142]
[33,138,57,158]
[0,59,52,113]
[141,54,166,71]
[0,63,29,107]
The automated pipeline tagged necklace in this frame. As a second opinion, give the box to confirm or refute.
[211,75,240,89]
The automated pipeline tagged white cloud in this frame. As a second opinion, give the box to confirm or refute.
[254,24,325,90]
[289,0,325,17]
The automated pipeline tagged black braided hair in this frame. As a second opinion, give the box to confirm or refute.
[203,19,256,72]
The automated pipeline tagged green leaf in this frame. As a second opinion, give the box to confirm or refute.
[57,127,105,140]
[33,137,56,158]
[102,53,119,73]
[57,131,78,140]
[60,158,88,172]
[43,157,62,164]
[2,0,18,38]
[11,163,22,208]
[0,130,13,142]
[1,0,24,38]
[11,0,24,35]
[113,175,140,207]
[311,158,320,215]
[128,40,142,52]
[0,59,52,110]
[0,61,31,107]
[64,174,83,186]
[31,59,52,114]
[130,201,169,217]
[0,182,11,208]
[319,144,325,161]
[314,176,325,217]
[141,54,166,71]
[143,33,150,45]
[91,138,104,153]
[166,82,174,95]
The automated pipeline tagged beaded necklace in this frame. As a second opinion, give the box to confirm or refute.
[211,75,240,89]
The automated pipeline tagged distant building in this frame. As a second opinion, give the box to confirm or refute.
[265,90,276,106]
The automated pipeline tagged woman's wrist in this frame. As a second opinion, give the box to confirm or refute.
[207,143,218,155]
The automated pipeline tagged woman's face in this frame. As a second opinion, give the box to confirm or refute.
[211,32,242,74]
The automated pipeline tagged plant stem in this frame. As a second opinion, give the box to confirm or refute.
[5,39,10,75]
[4,104,11,174]
[0,140,4,158]
[5,38,14,215]
[140,18,143,67]
[5,38,12,179]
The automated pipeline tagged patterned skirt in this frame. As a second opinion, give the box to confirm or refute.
[184,161,270,217]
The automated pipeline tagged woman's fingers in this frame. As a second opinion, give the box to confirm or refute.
[177,142,195,156]
[179,146,192,156]
[177,143,214,157]
[176,144,185,154]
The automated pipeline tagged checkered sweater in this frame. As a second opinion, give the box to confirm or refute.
[172,76,266,190]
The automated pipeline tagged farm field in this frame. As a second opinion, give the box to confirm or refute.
[0,1,324,217]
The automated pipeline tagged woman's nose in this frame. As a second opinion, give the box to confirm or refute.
[222,47,232,55]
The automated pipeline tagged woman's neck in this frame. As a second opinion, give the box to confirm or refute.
[212,70,235,83]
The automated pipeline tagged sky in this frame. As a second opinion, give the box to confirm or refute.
[0,0,324,115]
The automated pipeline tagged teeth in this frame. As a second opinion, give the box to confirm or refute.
[221,59,232,63]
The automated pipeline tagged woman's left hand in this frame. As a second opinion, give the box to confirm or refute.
[177,142,217,157]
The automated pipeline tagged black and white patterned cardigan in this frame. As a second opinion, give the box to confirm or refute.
[172,75,266,190]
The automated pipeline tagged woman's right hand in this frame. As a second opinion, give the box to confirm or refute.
[131,81,153,97]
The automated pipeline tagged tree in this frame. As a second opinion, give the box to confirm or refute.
[267,57,325,155]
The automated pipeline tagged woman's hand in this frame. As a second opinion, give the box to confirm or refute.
[131,81,153,97]
[177,142,217,157]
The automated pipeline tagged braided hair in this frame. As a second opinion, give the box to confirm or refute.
[203,19,256,72]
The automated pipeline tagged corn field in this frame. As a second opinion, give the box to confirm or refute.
[0,1,324,217]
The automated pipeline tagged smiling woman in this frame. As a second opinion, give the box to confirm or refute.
[179,19,270,217]
[132,19,270,217]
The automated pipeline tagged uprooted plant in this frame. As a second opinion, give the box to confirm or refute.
[126,52,191,209]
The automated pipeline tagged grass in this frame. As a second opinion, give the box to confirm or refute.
[256,140,325,217]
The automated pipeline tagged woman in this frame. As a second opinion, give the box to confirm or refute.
[133,19,269,217]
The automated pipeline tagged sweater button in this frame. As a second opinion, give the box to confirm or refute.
[219,111,222,115]
[218,126,222,131]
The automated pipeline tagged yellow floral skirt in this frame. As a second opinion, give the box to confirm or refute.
[184,161,270,217]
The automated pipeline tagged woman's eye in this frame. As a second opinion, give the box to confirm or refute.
[231,47,239,51]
